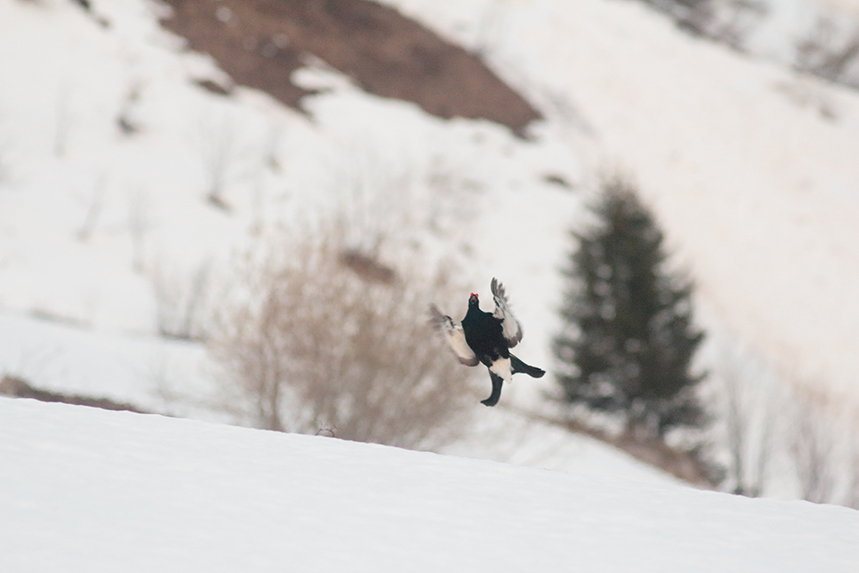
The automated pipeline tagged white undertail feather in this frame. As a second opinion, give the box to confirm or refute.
[489,357,512,383]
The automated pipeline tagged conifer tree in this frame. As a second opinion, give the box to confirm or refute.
[553,175,706,439]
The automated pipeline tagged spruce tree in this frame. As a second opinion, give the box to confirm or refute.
[553,175,706,439]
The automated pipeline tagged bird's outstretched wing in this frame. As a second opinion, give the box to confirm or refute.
[491,278,523,347]
[429,304,479,366]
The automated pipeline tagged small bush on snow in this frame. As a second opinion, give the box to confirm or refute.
[209,222,477,450]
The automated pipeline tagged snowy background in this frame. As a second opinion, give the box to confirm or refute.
[1,0,859,569]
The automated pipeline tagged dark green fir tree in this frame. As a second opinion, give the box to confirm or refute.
[553,175,706,439]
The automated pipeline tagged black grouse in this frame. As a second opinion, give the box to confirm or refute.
[430,278,545,406]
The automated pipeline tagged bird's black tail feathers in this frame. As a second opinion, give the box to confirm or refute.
[510,354,545,378]
[481,371,504,407]
[482,357,544,407]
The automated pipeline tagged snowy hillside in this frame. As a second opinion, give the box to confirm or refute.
[822,0,859,13]
[384,0,859,398]
[2,0,859,501]
[1,0,857,404]
[2,398,858,573]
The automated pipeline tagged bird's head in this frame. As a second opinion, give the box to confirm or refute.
[468,292,479,307]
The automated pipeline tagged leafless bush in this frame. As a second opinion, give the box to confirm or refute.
[116,82,142,136]
[199,114,248,211]
[152,260,213,341]
[847,414,859,509]
[423,154,484,239]
[681,0,767,50]
[705,335,859,506]
[715,340,778,497]
[334,154,416,254]
[772,79,839,121]
[782,378,859,506]
[209,223,477,449]
[15,0,47,7]
[53,86,73,157]
[127,187,153,272]
[330,150,483,253]
[712,350,859,507]
[0,136,10,185]
[76,174,107,242]
[789,385,840,503]
[794,15,859,87]
[263,124,282,172]
[639,0,767,51]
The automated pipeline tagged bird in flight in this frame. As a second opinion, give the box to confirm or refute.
[431,278,545,406]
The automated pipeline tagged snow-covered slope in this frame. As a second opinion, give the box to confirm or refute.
[2,0,859,497]
[0,0,579,409]
[820,0,859,17]
[2,398,857,573]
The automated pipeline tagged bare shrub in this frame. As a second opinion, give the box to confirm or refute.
[199,114,249,211]
[772,79,839,121]
[846,413,859,509]
[794,15,859,87]
[715,339,777,497]
[53,86,73,158]
[127,187,153,273]
[209,223,477,450]
[76,174,107,242]
[0,134,10,186]
[789,385,840,503]
[116,82,142,136]
[330,150,483,254]
[677,0,767,51]
[784,379,859,506]
[638,0,767,51]
[152,260,213,341]
[705,336,859,506]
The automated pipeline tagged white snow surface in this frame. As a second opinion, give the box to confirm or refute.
[819,0,859,16]
[0,0,858,528]
[2,397,858,573]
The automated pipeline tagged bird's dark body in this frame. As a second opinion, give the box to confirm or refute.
[430,279,545,407]
[461,305,509,367]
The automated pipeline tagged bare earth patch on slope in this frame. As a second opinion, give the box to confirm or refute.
[161,0,541,136]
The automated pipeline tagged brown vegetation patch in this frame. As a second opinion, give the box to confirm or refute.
[518,409,721,487]
[161,0,541,135]
[1,375,149,414]
[339,248,398,284]
[209,224,477,448]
